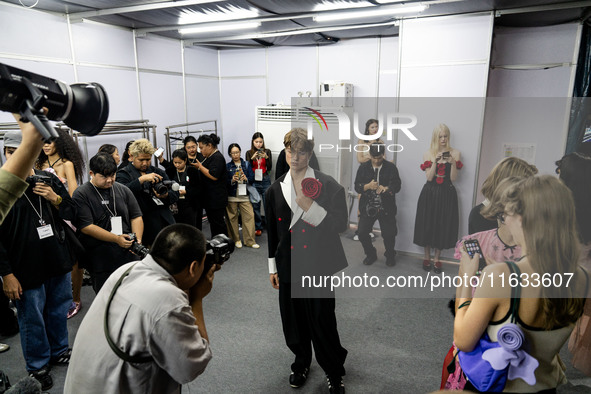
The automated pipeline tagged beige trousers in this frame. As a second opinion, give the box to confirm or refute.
[226,200,256,246]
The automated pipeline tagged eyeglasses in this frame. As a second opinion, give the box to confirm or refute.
[496,213,506,224]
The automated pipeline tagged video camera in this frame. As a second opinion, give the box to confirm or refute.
[201,234,235,279]
[142,179,180,196]
[0,62,109,142]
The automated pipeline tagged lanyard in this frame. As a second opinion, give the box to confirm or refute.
[176,169,186,183]
[91,182,117,217]
[23,193,45,226]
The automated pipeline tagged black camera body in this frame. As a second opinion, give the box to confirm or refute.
[26,174,52,186]
[0,62,109,141]
[201,234,235,279]
[365,190,383,217]
[142,179,178,196]
[127,233,150,259]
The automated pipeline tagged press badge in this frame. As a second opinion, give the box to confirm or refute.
[179,185,186,199]
[37,225,54,239]
[255,168,263,181]
[110,216,123,235]
[152,196,164,206]
[238,183,247,196]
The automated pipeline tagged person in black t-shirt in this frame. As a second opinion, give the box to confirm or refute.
[0,134,75,390]
[195,134,228,237]
[73,153,144,293]
[117,139,179,246]
[165,149,201,227]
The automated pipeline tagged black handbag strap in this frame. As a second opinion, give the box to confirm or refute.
[505,261,522,324]
[103,263,152,363]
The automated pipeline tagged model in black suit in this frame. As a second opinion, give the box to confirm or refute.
[354,143,402,266]
[265,128,347,394]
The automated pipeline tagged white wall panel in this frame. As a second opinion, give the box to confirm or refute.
[186,77,221,124]
[378,36,399,97]
[184,46,219,77]
[71,22,136,68]
[491,24,580,66]
[0,4,71,60]
[139,72,185,142]
[487,68,573,97]
[219,48,266,77]
[136,36,182,73]
[400,64,489,97]
[267,46,317,105]
[402,14,492,65]
[77,66,141,122]
[220,78,266,160]
[318,38,379,97]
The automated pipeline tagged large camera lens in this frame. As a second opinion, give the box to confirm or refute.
[63,83,109,136]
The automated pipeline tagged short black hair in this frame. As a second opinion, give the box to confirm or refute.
[228,143,241,156]
[150,224,207,274]
[369,143,385,157]
[172,149,187,161]
[197,133,220,147]
[89,153,117,176]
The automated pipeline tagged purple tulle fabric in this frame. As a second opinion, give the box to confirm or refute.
[482,323,539,385]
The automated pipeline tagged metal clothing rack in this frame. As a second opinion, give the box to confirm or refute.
[57,120,158,176]
[164,120,217,161]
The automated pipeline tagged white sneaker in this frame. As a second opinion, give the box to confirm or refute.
[249,243,260,249]
[369,232,375,238]
[235,241,242,248]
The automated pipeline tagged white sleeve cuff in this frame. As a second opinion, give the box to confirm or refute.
[301,201,327,227]
[268,258,277,274]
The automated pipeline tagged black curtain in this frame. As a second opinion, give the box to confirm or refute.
[567,22,591,156]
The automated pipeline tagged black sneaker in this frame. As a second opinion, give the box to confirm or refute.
[362,254,377,265]
[386,256,396,267]
[326,375,345,394]
[289,367,309,388]
[29,365,53,391]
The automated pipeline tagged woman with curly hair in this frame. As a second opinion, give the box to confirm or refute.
[36,128,85,319]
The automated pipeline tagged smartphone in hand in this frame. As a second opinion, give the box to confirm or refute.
[464,239,486,271]
[154,147,165,158]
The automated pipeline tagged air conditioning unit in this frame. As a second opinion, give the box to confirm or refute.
[319,82,353,107]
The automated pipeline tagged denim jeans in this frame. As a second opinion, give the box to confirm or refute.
[15,272,71,372]
[252,174,271,231]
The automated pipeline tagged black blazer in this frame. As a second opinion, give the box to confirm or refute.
[354,160,401,216]
[200,151,228,210]
[265,169,348,283]
[116,163,179,244]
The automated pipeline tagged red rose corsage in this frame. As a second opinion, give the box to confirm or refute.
[420,160,432,171]
[456,160,464,170]
[301,177,322,200]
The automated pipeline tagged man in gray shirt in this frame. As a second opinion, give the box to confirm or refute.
[64,224,216,394]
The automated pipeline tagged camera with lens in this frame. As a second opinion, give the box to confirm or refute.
[365,190,383,217]
[201,234,235,279]
[127,233,150,259]
[0,62,109,142]
[142,179,179,196]
[26,173,52,186]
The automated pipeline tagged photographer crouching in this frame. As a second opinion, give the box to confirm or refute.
[116,139,179,247]
[354,143,402,266]
[64,224,221,394]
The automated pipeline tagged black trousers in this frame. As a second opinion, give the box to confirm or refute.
[205,206,227,237]
[278,281,347,377]
[358,211,397,258]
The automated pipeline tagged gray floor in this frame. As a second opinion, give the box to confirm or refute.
[1,229,591,393]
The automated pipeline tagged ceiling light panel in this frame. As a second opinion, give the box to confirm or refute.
[314,4,428,22]
[178,4,259,24]
[313,0,374,12]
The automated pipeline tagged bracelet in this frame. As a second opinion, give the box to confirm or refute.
[458,300,472,310]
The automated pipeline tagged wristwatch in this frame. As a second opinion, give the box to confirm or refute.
[53,195,63,206]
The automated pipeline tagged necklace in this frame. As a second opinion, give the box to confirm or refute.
[48,156,61,168]
[90,182,117,217]
[23,193,45,225]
